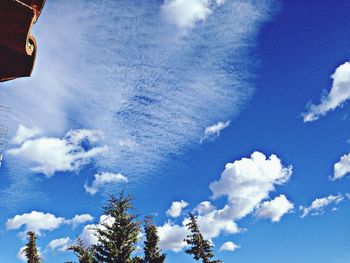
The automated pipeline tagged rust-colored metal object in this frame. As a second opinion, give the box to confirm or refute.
[0,0,46,82]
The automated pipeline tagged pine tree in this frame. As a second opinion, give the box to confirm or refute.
[184,213,221,263]
[22,231,41,263]
[143,216,166,263]
[93,191,141,263]
[68,237,96,263]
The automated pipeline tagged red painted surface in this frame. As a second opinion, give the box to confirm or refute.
[0,0,45,82]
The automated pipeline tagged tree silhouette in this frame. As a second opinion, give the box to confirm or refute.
[22,231,41,263]
[184,213,221,263]
[68,237,96,263]
[143,216,166,263]
[93,191,141,263]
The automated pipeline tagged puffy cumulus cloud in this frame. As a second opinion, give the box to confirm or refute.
[303,62,350,122]
[300,194,344,218]
[255,194,294,222]
[201,121,230,142]
[162,0,224,29]
[84,172,128,195]
[7,129,107,177]
[6,211,94,234]
[158,205,240,252]
[210,152,292,220]
[155,152,292,252]
[6,211,65,234]
[219,241,240,252]
[66,214,94,228]
[195,205,241,239]
[166,200,189,218]
[157,221,188,252]
[80,223,98,246]
[195,201,215,215]
[11,124,43,145]
[333,153,350,180]
[47,237,72,252]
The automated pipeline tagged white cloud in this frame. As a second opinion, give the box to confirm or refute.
[201,121,230,142]
[47,237,71,252]
[80,223,98,246]
[7,129,107,177]
[300,194,344,218]
[158,205,241,252]
[195,201,215,215]
[66,214,94,228]
[166,200,189,218]
[6,212,94,235]
[210,152,292,220]
[11,124,43,145]
[333,153,350,180]
[195,205,241,239]
[162,0,224,29]
[84,172,128,195]
[255,194,294,222]
[155,151,292,252]
[303,61,350,122]
[157,221,188,252]
[6,211,65,234]
[219,241,240,252]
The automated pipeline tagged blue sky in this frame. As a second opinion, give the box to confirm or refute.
[1,0,350,262]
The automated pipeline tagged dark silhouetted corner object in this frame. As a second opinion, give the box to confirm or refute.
[0,0,45,82]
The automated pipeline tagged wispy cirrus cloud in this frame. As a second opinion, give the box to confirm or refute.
[201,120,230,142]
[0,0,275,184]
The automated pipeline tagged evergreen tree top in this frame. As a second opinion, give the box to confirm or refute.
[23,231,41,263]
[143,216,166,263]
[68,237,96,263]
[184,213,222,263]
[93,191,141,263]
